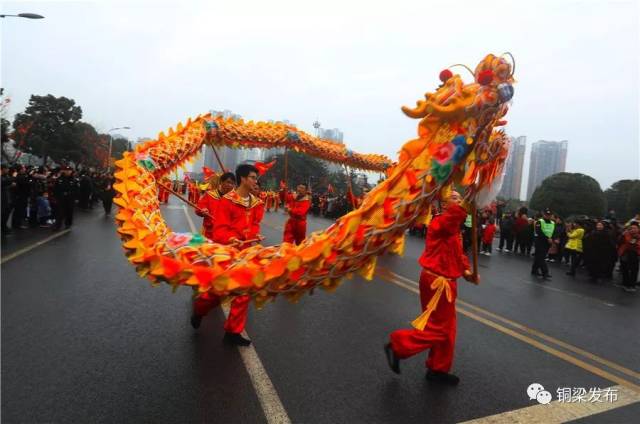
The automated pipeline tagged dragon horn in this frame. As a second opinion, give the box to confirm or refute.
[401,100,429,119]
[501,52,516,78]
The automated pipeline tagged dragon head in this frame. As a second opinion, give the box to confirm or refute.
[398,53,515,205]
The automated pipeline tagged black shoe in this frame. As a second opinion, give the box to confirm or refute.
[426,370,460,385]
[566,272,575,276]
[384,343,400,374]
[542,274,552,280]
[190,314,202,329]
[531,271,541,276]
[223,332,252,346]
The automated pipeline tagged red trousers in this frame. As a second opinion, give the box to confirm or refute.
[283,218,306,245]
[193,293,251,334]
[389,270,457,372]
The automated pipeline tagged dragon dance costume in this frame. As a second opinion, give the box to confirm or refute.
[388,203,470,377]
[193,190,264,334]
[195,189,222,240]
[283,194,311,245]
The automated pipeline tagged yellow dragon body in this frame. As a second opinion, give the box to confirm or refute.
[114,53,515,307]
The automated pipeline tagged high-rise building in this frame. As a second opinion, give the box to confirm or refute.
[499,136,526,200]
[316,126,344,173]
[203,144,238,173]
[319,128,344,143]
[526,140,569,200]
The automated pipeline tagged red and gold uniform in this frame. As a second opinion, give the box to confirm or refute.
[188,181,200,204]
[283,194,311,245]
[193,190,264,334]
[266,191,276,212]
[195,189,222,240]
[388,203,469,373]
[158,178,170,204]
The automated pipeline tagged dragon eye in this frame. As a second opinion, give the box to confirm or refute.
[498,83,514,102]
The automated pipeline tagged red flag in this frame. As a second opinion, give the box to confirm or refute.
[255,160,276,176]
[202,166,216,179]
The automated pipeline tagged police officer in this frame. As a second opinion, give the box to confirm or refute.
[531,208,555,279]
[53,166,79,230]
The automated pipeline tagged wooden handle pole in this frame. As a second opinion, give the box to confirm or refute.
[159,183,214,220]
[471,202,479,283]
[211,146,227,173]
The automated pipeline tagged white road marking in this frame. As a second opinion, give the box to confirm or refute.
[182,205,198,232]
[221,307,292,424]
[182,206,291,424]
[459,385,640,424]
[1,229,71,264]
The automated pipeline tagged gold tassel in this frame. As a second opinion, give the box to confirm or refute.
[410,275,452,330]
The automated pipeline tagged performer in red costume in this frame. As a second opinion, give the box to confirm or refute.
[158,177,170,204]
[189,180,201,204]
[191,164,264,346]
[195,172,236,239]
[384,191,479,385]
[283,183,311,245]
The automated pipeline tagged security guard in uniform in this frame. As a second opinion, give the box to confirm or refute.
[53,166,79,230]
[531,208,555,279]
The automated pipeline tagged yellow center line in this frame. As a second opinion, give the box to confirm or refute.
[379,267,640,382]
[375,268,640,393]
[258,217,640,392]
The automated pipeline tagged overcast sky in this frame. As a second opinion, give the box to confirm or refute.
[2,0,638,193]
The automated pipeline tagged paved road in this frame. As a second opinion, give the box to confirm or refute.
[2,201,639,423]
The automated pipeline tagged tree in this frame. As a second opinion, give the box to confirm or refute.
[1,117,11,162]
[627,184,640,219]
[500,197,527,213]
[604,179,640,221]
[111,137,130,161]
[1,89,12,163]
[12,94,82,165]
[530,172,606,218]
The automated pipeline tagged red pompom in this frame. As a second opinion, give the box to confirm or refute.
[439,69,453,82]
[477,69,494,86]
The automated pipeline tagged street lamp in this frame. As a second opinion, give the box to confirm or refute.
[0,13,45,19]
[107,126,131,169]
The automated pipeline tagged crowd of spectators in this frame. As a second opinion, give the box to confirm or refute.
[1,163,115,234]
[407,204,640,293]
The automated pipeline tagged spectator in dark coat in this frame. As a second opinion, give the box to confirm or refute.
[583,221,617,282]
[498,212,515,252]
